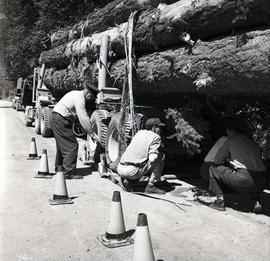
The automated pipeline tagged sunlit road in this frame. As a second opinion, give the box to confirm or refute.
[0,101,269,261]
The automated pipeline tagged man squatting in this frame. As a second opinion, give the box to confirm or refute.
[117,118,167,195]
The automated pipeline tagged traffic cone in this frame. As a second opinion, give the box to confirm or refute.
[48,166,74,205]
[35,149,53,179]
[26,137,40,160]
[132,213,155,261]
[97,191,133,248]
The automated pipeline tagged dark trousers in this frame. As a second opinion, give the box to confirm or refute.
[200,162,214,182]
[209,165,265,195]
[50,112,78,173]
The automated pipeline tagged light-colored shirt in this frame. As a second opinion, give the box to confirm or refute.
[204,136,227,162]
[215,134,266,172]
[53,90,92,134]
[120,130,161,165]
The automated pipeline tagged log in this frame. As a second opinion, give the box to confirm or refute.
[43,57,98,99]
[39,44,70,69]
[50,29,71,49]
[50,0,173,48]
[43,29,270,104]
[42,0,270,69]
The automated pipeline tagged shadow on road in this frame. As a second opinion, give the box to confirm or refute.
[74,167,94,177]
[166,157,270,216]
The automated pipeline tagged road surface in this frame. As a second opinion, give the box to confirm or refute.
[0,100,269,261]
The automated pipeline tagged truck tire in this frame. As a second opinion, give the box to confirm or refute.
[90,110,110,147]
[35,106,42,134]
[25,119,32,127]
[105,113,144,171]
[41,107,53,137]
[105,114,133,171]
[15,102,20,111]
[87,110,110,163]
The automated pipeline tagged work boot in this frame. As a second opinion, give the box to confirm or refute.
[145,184,165,195]
[64,171,83,180]
[253,201,263,214]
[210,199,226,211]
[65,174,83,179]
[120,178,134,192]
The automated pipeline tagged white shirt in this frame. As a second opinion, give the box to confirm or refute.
[53,90,92,134]
[120,130,162,165]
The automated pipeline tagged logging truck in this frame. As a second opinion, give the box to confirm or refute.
[24,64,55,137]
[80,21,164,171]
[80,37,143,170]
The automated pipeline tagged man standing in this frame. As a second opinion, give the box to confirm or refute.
[209,119,266,213]
[117,118,166,194]
[50,83,99,179]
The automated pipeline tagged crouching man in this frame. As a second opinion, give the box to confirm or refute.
[117,118,166,194]
[209,119,266,213]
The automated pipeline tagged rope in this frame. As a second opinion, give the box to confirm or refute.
[107,169,190,213]
[132,192,191,212]
[97,58,114,79]
[124,11,138,137]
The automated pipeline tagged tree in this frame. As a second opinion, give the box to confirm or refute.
[2,0,110,79]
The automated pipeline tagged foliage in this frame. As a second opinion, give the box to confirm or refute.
[2,0,113,79]
[232,0,249,24]
[165,108,207,156]
[235,103,270,159]
[203,96,270,160]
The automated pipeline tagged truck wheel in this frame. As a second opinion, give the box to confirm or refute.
[41,107,53,137]
[15,102,20,111]
[86,110,110,163]
[35,106,42,134]
[25,119,32,127]
[105,114,134,171]
[90,110,110,147]
[105,113,144,171]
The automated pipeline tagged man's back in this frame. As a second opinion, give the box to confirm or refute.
[215,134,266,172]
[54,90,82,119]
[228,135,265,172]
[120,129,161,165]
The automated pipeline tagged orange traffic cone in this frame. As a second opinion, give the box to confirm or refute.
[48,166,74,205]
[35,149,53,179]
[97,191,133,248]
[132,213,155,261]
[26,137,40,160]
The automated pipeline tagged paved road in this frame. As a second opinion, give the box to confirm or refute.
[0,101,270,261]
[0,100,12,108]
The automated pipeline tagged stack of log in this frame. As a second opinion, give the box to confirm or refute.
[40,0,270,102]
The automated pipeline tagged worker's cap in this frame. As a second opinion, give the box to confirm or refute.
[84,82,100,95]
[145,118,165,129]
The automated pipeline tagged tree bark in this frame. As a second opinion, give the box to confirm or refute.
[50,0,173,48]
[43,29,270,103]
[42,0,270,69]
[39,44,70,69]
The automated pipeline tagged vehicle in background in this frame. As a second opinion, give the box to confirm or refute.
[12,78,24,111]
[24,64,55,137]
